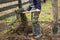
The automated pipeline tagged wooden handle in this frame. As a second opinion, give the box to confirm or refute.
[15,9,40,14]
[23,10,40,13]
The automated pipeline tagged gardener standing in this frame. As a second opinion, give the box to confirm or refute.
[25,0,41,39]
[18,0,41,39]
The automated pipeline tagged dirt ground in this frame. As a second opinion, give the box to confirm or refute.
[0,21,60,40]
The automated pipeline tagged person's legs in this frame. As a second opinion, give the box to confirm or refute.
[31,8,41,38]
[29,0,41,38]
[24,0,41,38]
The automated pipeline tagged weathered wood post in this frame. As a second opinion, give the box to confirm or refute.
[52,0,58,34]
[17,0,28,25]
[15,0,28,35]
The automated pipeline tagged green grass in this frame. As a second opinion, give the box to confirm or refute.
[0,16,16,25]
[39,1,53,21]
[1,0,60,24]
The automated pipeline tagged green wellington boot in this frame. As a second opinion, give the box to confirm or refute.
[31,10,42,39]
[52,22,58,34]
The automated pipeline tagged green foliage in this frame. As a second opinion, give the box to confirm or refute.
[1,0,60,24]
[1,16,16,25]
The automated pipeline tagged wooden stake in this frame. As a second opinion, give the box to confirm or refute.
[52,0,58,22]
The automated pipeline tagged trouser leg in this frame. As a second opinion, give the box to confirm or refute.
[31,11,41,35]
[32,23,40,35]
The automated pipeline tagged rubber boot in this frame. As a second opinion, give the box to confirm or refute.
[31,11,41,39]
[52,22,58,34]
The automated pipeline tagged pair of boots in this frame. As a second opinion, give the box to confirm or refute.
[28,9,42,39]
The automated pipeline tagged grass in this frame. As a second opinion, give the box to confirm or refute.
[1,0,60,24]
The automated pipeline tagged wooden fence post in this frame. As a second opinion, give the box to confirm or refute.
[15,0,28,35]
[17,0,28,25]
[52,0,58,34]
